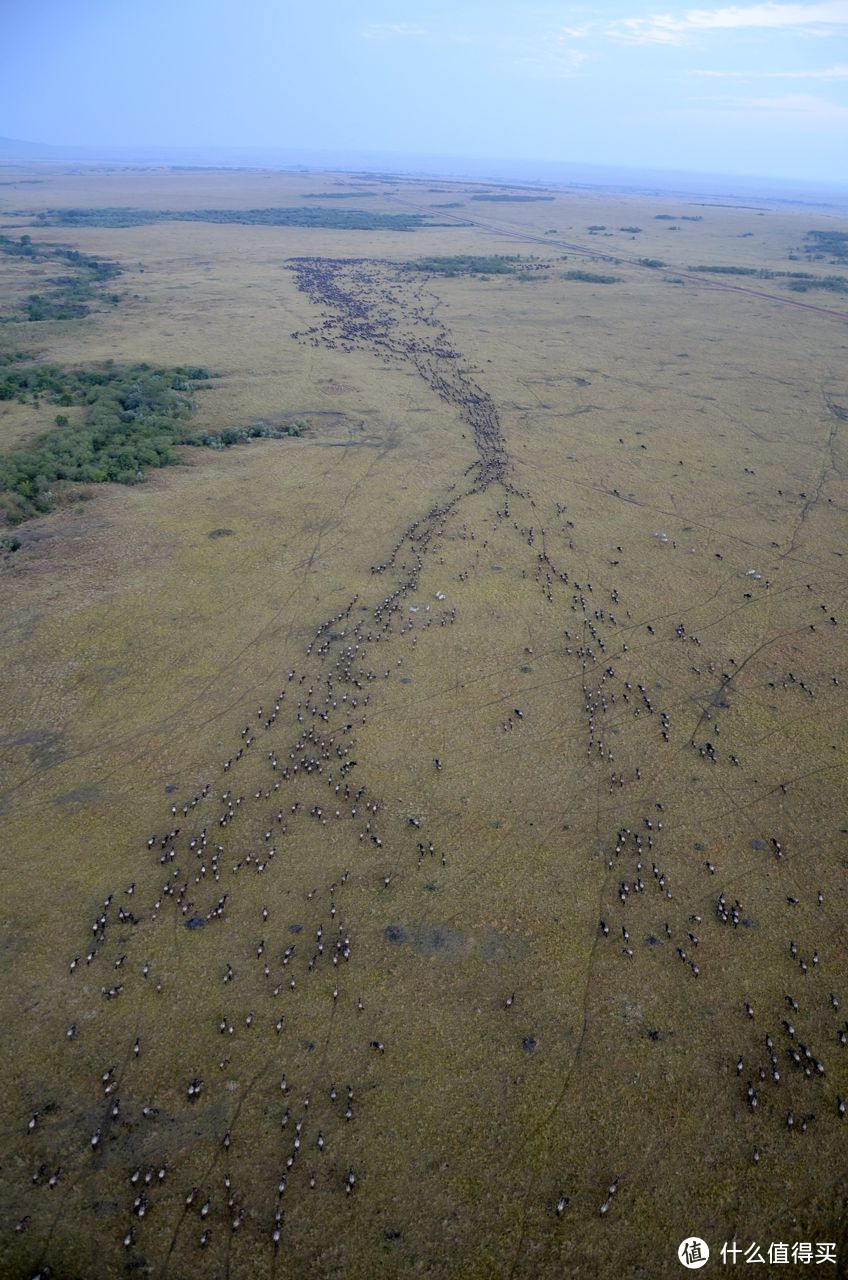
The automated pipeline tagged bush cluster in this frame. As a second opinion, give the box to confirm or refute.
[187,422,307,449]
[563,270,621,284]
[0,363,212,523]
[403,255,525,277]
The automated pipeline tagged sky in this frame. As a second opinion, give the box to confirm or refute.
[1,0,847,184]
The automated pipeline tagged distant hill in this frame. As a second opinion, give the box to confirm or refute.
[1,137,846,209]
[0,135,77,161]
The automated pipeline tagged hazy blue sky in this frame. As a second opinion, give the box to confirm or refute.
[2,1,847,182]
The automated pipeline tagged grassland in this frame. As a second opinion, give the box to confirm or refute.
[0,162,846,1280]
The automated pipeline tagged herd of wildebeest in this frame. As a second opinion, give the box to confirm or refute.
[10,254,846,1277]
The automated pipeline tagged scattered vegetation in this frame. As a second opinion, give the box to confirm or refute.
[300,192,377,199]
[656,214,702,221]
[429,202,464,208]
[689,263,847,291]
[619,226,642,233]
[29,207,432,231]
[786,275,848,293]
[470,193,555,202]
[638,258,666,269]
[804,229,848,263]
[563,270,621,284]
[0,234,121,324]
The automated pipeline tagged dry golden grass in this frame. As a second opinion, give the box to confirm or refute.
[0,164,846,1280]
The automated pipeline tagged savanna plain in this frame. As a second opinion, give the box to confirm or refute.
[0,164,846,1280]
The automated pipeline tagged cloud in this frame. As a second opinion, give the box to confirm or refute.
[508,28,592,77]
[698,89,848,117]
[361,22,428,40]
[540,32,591,72]
[557,24,593,38]
[691,62,848,74]
[610,2,848,44]
[738,90,848,112]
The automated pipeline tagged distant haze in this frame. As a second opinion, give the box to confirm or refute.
[2,0,847,187]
